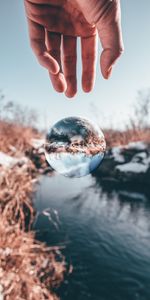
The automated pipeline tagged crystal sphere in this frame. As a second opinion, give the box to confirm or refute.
[45,117,106,178]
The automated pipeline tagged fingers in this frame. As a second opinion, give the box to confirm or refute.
[81,34,97,92]
[97,1,124,79]
[26,18,59,74]
[46,31,67,93]
[62,36,77,98]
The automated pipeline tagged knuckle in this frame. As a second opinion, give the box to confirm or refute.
[93,0,117,25]
[116,46,124,57]
[63,55,76,64]
[82,53,96,61]
[66,75,76,82]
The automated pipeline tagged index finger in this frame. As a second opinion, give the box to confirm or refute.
[26,18,60,74]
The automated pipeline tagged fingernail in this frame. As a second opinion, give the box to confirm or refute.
[107,66,113,79]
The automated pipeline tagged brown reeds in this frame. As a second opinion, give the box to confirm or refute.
[0,121,65,300]
[0,121,40,155]
[103,128,150,148]
[0,217,65,300]
[0,165,36,230]
[45,135,106,156]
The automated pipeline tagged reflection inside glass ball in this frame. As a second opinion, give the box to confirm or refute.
[45,117,106,178]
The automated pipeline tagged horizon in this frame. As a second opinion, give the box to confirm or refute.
[0,1,150,130]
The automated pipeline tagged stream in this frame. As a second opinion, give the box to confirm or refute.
[34,173,150,300]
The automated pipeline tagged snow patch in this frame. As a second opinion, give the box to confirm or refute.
[127,141,147,151]
[30,138,45,149]
[116,161,148,174]
[133,152,147,160]
[111,147,125,163]
[114,141,150,174]
[0,152,28,168]
[0,152,19,168]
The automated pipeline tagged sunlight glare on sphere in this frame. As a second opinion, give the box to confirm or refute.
[45,117,106,178]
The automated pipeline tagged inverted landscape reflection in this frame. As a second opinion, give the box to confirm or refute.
[45,117,106,177]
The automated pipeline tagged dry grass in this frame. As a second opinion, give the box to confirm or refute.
[0,166,36,230]
[0,217,65,300]
[0,121,40,155]
[103,128,150,148]
[0,121,66,300]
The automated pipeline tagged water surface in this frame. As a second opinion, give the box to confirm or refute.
[34,174,150,300]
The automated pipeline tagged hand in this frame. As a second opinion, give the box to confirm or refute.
[24,0,124,97]
[24,0,97,97]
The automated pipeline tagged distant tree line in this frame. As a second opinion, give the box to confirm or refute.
[0,90,38,128]
[130,89,150,130]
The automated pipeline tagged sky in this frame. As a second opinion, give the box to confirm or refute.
[0,1,150,130]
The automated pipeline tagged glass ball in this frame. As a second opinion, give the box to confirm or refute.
[45,117,106,178]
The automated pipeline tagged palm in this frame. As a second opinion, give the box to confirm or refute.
[25,0,123,97]
[25,0,95,37]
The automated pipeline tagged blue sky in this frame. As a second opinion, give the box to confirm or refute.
[0,1,150,129]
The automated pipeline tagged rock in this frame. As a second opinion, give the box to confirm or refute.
[127,141,148,151]
[42,166,54,174]
[116,161,148,174]
[111,146,125,163]
[93,152,117,177]
[93,141,150,190]
[115,148,150,185]
[120,142,149,163]
[93,147,126,178]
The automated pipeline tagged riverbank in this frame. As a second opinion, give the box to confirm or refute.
[0,121,65,300]
[93,141,150,196]
[28,136,150,195]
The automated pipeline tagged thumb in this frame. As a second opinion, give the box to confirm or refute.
[97,1,124,79]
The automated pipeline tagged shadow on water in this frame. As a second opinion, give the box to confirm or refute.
[33,173,150,300]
